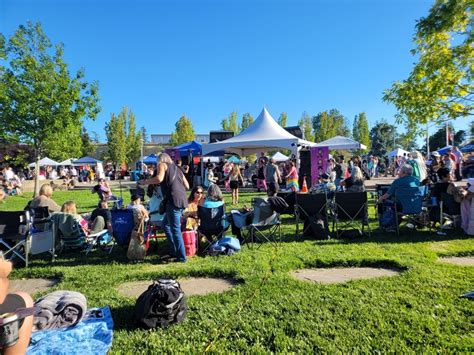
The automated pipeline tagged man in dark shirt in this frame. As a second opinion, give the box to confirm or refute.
[90,201,112,233]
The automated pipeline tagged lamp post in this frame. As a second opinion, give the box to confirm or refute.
[140,128,145,174]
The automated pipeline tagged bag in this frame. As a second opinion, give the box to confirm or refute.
[158,197,168,215]
[380,207,396,228]
[127,218,146,261]
[304,214,329,239]
[134,279,188,329]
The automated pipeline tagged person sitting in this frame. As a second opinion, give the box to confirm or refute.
[310,173,336,195]
[89,201,113,234]
[0,259,33,355]
[341,166,366,193]
[428,168,453,224]
[200,184,224,208]
[183,186,204,230]
[92,178,122,207]
[377,164,420,206]
[127,194,149,225]
[27,183,61,213]
[61,201,89,235]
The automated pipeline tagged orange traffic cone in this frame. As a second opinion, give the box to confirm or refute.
[301,176,308,193]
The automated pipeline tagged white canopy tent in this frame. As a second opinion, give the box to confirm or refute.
[313,136,367,150]
[202,107,316,156]
[388,148,409,157]
[271,151,289,162]
[28,157,59,168]
[58,158,76,166]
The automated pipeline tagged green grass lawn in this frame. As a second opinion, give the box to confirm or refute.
[1,190,473,352]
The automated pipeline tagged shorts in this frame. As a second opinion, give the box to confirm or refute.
[230,181,239,190]
[0,294,26,328]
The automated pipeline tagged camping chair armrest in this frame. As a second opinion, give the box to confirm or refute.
[88,229,108,238]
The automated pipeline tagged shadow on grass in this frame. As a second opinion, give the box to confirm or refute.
[110,304,137,331]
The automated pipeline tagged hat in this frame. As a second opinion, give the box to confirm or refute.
[431,152,440,157]
[468,178,474,193]
[131,194,141,201]
[320,173,329,181]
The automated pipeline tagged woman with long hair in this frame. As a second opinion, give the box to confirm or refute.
[341,166,366,192]
[228,165,244,205]
[285,161,299,192]
[409,151,427,181]
[183,186,204,230]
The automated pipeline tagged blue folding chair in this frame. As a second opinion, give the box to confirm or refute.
[111,209,135,246]
[394,187,424,236]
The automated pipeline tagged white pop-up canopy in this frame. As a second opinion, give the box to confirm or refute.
[388,148,409,157]
[202,107,315,156]
[313,136,367,150]
[58,158,76,166]
[28,157,59,168]
[271,151,289,162]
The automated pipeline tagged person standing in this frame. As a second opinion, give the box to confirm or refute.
[285,161,299,192]
[264,158,282,195]
[452,146,463,181]
[139,153,189,263]
[227,165,243,205]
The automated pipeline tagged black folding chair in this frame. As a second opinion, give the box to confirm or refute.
[439,192,461,230]
[295,193,329,239]
[333,192,370,238]
[197,205,227,253]
[243,197,281,247]
[0,211,32,267]
[375,184,391,220]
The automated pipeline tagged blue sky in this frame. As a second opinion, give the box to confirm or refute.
[1,0,466,142]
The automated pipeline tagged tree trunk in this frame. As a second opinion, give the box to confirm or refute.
[33,154,41,198]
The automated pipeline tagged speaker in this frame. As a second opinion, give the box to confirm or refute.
[284,126,303,139]
[298,150,312,188]
[209,130,234,143]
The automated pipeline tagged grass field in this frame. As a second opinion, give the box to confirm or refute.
[1,189,473,353]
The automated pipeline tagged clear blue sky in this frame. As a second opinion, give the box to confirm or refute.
[2,0,464,142]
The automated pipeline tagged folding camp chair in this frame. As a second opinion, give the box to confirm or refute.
[197,205,228,253]
[295,193,329,239]
[375,184,391,219]
[28,207,56,261]
[111,209,135,246]
[0,211,32,266]
[439,192,461,230]
[243,197,281,247]
[333,192,370,238]
[394,187,424,236]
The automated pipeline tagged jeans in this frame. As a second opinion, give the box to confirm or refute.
[162,202,186,262]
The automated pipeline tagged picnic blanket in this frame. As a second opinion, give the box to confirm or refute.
[33,291,87,331]
[28,306,113,355]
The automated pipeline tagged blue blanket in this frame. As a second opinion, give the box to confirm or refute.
[28,307,113,355]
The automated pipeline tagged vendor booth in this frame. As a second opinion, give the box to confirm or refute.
[313,136,367,150]
[28,157,59,168]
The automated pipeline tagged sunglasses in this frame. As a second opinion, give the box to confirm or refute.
[196,191,203,194]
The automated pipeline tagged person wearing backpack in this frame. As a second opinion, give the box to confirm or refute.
[139,153,189,263]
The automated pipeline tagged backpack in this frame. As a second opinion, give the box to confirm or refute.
[134,279,188,329]
[304,213,329,239]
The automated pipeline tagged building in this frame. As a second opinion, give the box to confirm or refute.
[150,134,209,144]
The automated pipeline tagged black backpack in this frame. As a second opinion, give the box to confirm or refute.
[134,279,188,328]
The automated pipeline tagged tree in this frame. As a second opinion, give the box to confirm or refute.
[124,109,141,165]
[369,121,397,157]
[298,112,314,142]
[0,22,100,195]
[383,0,473,128]
[80,128,95,156]
[424,124,467,152]
[312,109,349,142]
[105,113,126,168]
[170,114,195,145]
[140,126,149,143]
[352,112,371,152]
[278,112,288,128]
[221,111,240,134]
[241,113,254,131]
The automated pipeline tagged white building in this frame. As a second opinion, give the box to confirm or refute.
[150,134,209,144]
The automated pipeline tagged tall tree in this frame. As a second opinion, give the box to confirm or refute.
[352,112,371,152]
[383,0,473,128]
[124,108,141,165]
[221,111,240,134]
[369,121,397,157]
[424,124,466,152]
[240,113,254,131]
[313,109,349,142]
[80,127,95,156]
[278,112,288,127]
[105,113,126,168]
[170,114,195,145]
[298,112,314,141]
[140,126,149,143]
[0,22,100,195]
